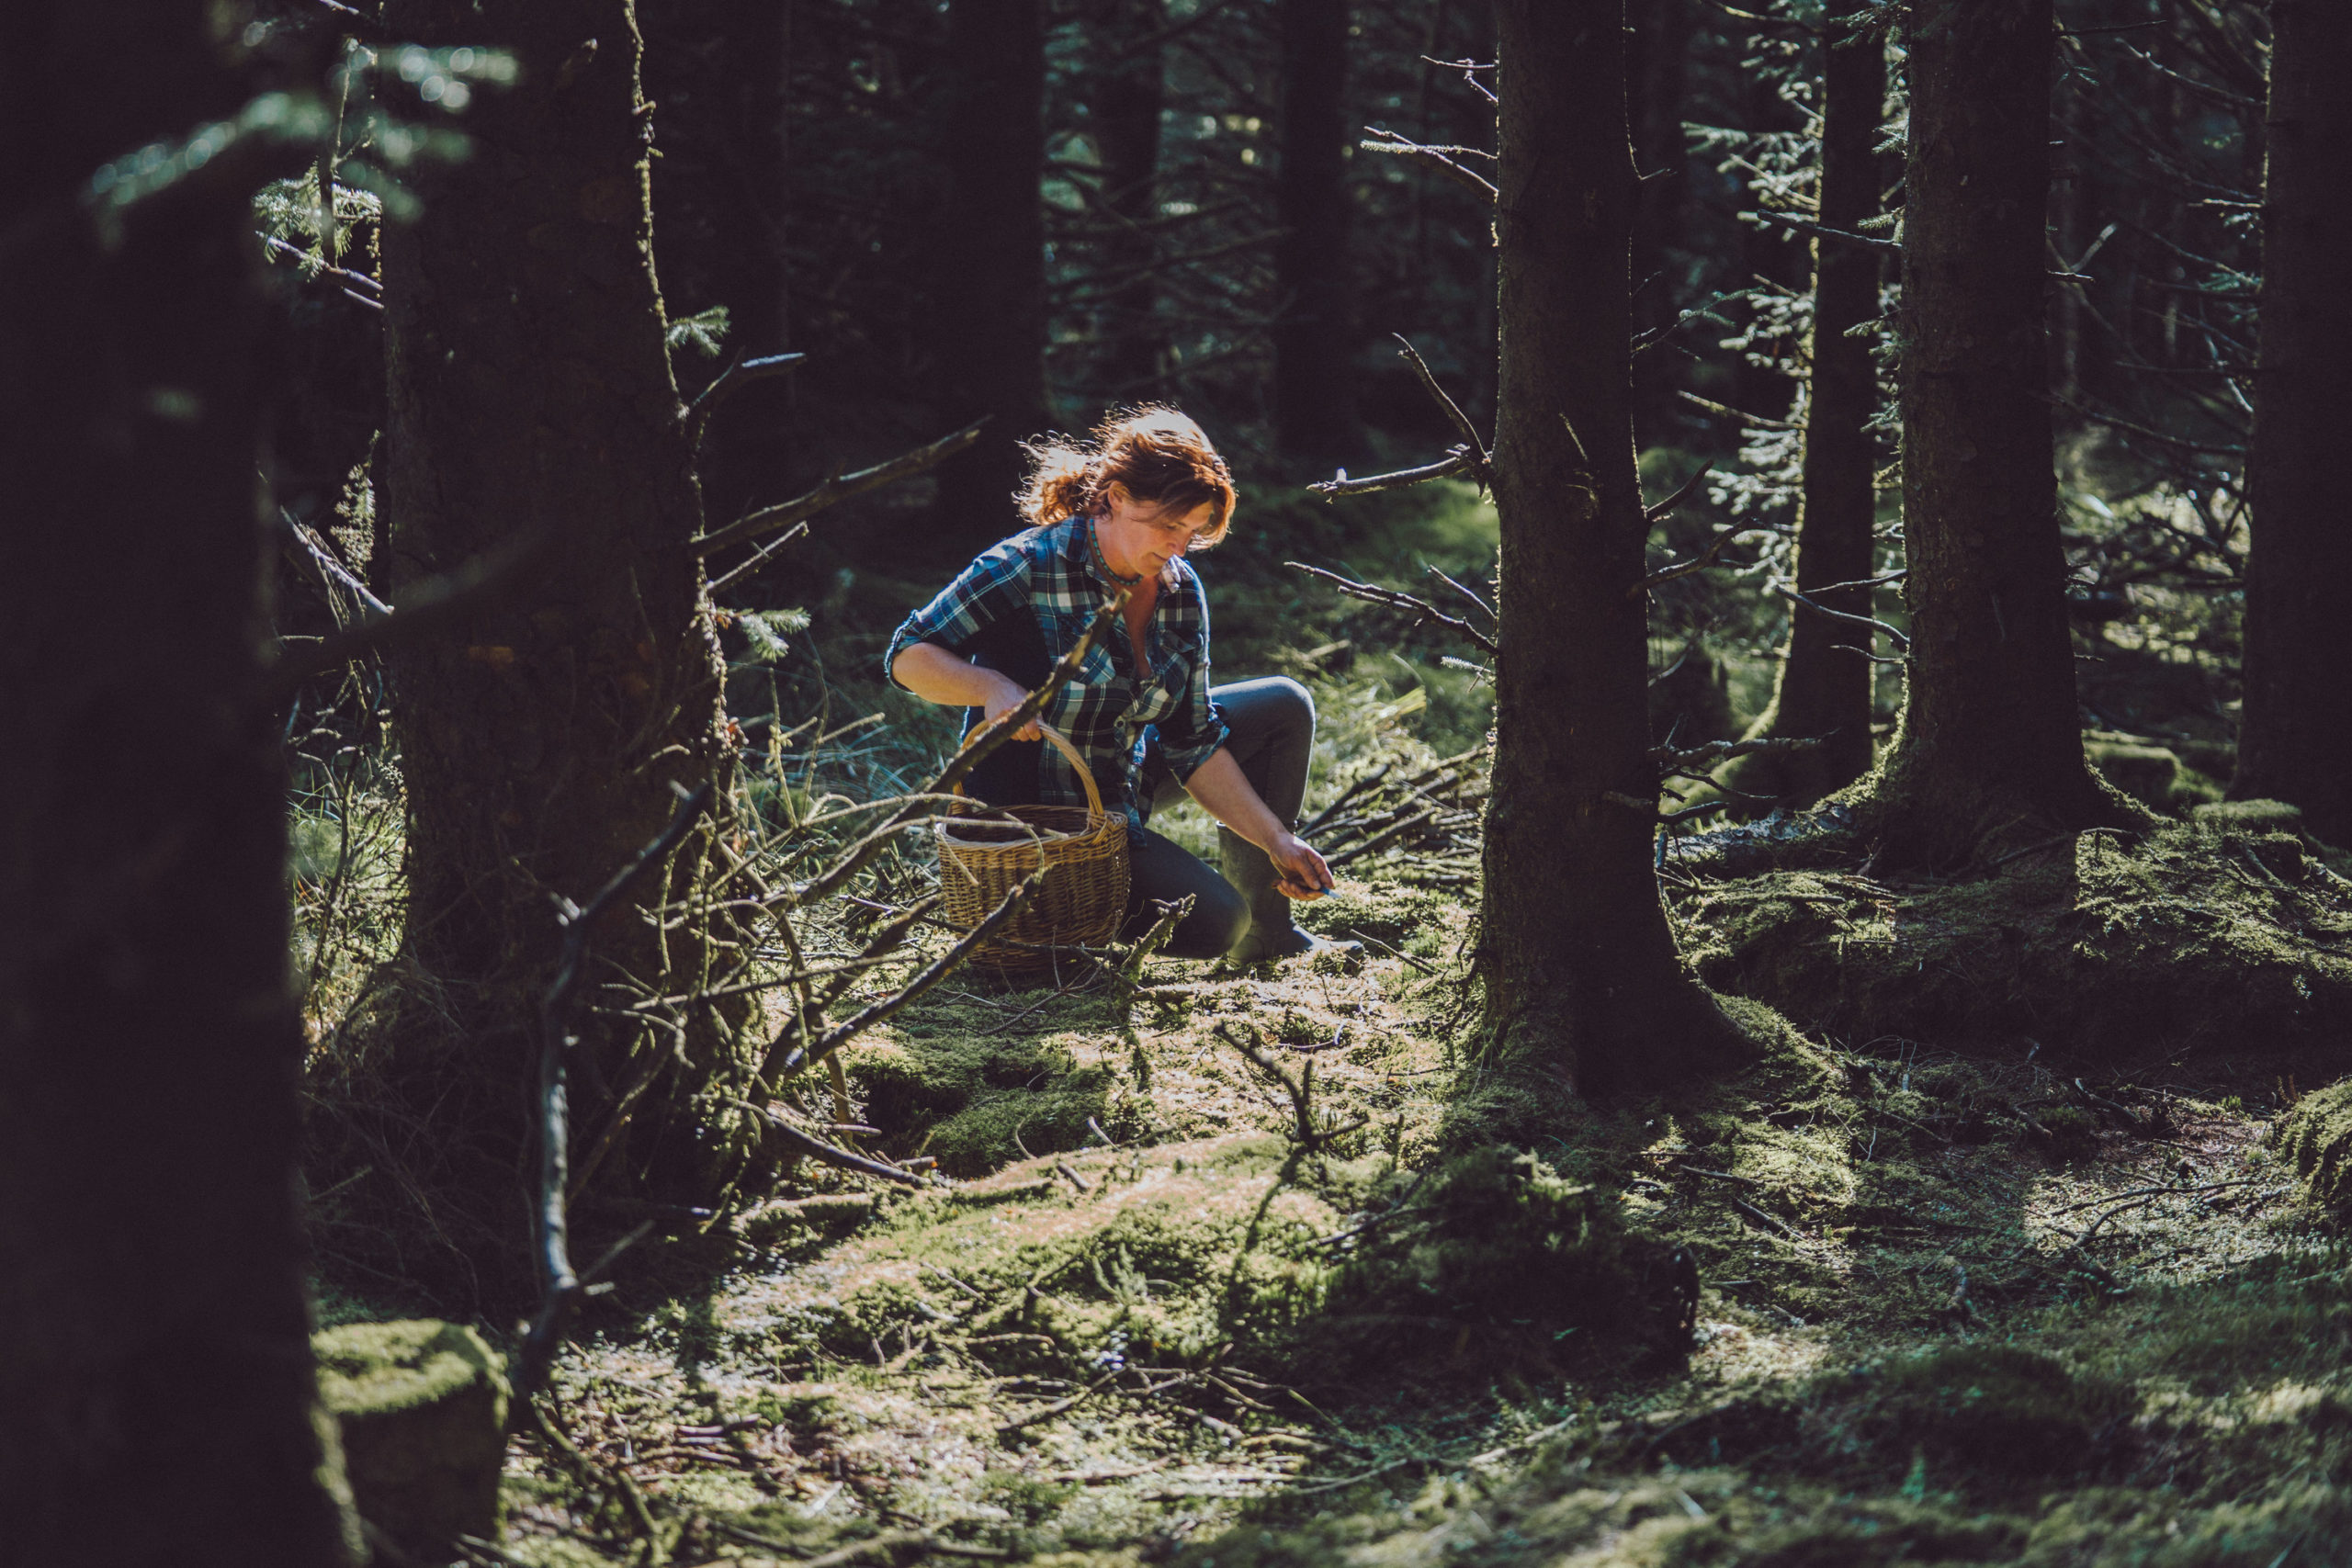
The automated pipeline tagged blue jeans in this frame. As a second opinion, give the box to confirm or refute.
[1121,677,1317,961]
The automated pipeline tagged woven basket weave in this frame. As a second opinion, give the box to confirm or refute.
[934,725,1129,976]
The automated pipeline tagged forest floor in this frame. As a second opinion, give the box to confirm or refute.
[467,851,2351,1568]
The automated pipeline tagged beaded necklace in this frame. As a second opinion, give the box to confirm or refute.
[1085,514,1143,589]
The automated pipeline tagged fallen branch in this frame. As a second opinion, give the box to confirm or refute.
[755,1109,932,1189]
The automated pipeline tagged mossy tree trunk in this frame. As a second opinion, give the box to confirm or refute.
[1853,0,2129,867]
[930,0,1049,558]
[1477,0,1747,1096]
[2231,3,2352,842]
[0,7,356,1560]
[1087,0,1167,389]
[1736,6,1884,803]
[1273,0,1361,464]
[378,0,744,1257]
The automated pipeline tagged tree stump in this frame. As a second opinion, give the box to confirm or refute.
[313,1321,509,1557]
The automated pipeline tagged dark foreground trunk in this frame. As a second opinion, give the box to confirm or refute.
[373,0,743,1281]
[931,0,1049,556]
[1273,0,1360,463]
[2231,4,2352,841]
[1736,6,1884,802]
[1478,0,1747,1095]
[1857,0,2126,866]
[0,8,356,1561]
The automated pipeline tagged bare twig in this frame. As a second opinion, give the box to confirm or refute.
[692,420,987,555]
[1747,209,1899,254]
[1772,582,1912,652]
[1642,460,1718,525]
[753,1108,931,1189]
[267,534,543,698]
[707,520,810,597]
[686,352,804,452]
[1285,562,1499,656]
[1392,334,1493,482]
[1360,129,1498,201]
[511,781,713,1422]
[1307,453,1470,498]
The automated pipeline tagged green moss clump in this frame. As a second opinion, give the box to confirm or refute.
[2278,1077,2352,1221]
[2086,739,2185,812]
[848,1034,1123,1177]
[1866,1345,2129,1480]
[2193,797,2306,836]
[313,1320,508,1557]
[1313,1147,1697,1375]
[313,1318,506,1422]
[2035,1104,2103,1161]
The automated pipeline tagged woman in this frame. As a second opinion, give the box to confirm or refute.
[887,408,1340,963]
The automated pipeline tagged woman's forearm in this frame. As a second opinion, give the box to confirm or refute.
[1181,749,1291,852]
[892,641,1023,710]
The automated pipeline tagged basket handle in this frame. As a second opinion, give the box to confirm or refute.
[954,721,1107,818]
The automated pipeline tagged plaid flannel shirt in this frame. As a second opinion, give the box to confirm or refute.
[885,513,1230,826]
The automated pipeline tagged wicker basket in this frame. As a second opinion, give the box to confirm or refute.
[934,725,1129,976]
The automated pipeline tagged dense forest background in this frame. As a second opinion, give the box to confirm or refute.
[10,0,2352,1564]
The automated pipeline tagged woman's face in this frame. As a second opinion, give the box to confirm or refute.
[1095,483,1216,583]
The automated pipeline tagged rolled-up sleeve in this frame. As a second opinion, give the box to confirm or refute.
[1152,572,1230,782]
[883,540,1031,691]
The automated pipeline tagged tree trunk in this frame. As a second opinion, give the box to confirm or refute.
[1735,8,1884,802]
[931,0,1049,558]
[1273,0,1360,463]
[1479,0,1747,1096]
[1625,0,1693,446]
[0,8,356,1561]
[1855,0,2127,867]
[2231,2,2352,840]
[375,0,742,1278]
[1088,0,1167,390]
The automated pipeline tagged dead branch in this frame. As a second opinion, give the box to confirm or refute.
[1650,735,1821,773]
[1633,523,1770,599]
[685,351,804,453]
[1643,460,1718,525]
[693,420,987,556]
[511,780,713,1421]
[1772,582,1912,652]
[1425,565,1495,622]
[1359,129,1498,201]
[707,520,809,597]
[280,506,390,619]
[768,874,1041,1086]
[1307,452,1470,498]
[753,1108,930,1189]
[1392,334,1493,482]
[1285,562,1499,656]
[1214,1024,1366,1150]
[1747,209,1899,254]
[1678,390,1800,431]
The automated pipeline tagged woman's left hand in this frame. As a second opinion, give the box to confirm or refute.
[1269,832,1335,901]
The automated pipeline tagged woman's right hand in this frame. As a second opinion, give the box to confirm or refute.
[979,673,1044,742]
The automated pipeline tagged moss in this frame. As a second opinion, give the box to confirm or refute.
[2086,739,2184,812]
[2194,797,2306,836]
[1867,1345,2130,1479]
[313,1318,506,1422]
[2278,1077,2352,1221]
[2034,1104,2103,1161]
[848,1033,1126,1177]
[1310,1146,1698,1377]
[1295,878,1464,960]
[1679,820,2352,1060]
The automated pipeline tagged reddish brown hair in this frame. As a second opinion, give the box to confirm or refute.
[1015,406,1237,547]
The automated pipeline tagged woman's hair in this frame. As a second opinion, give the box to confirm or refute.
[1015,406,1237,547]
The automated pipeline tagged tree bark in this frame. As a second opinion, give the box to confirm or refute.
[1478,0,1747,1095]
[2231,1,2352,841]
[1087,0,1167,390]
[1736,8,1884,802]
[1273,0,1360,462]
[1625,0,1693,446]
[375,0,742,1274]
[931,0,1049,558]
[1855,0,2127,867]
[0,7,356,1561]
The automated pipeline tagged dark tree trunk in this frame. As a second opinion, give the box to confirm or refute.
[1736,7,1883,802]
[1859,0,2126,866]
[1479,0,1747,1095]
[0,7,356,1562]
[1088,0,1167,390]
[1273,0,1360,462]
[1625,0,1692,446]
[931,0,1049,557]
[375,0,742,1273]
[2232,3,2352,840]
